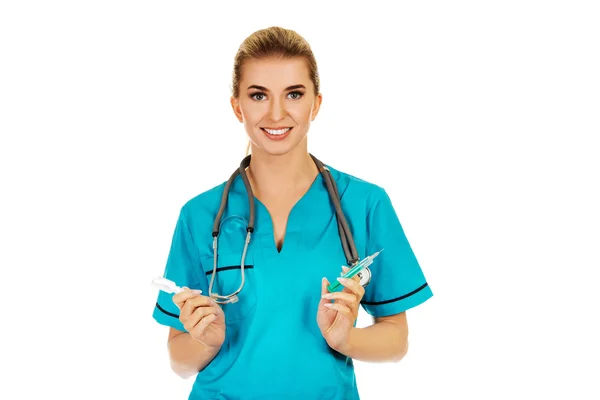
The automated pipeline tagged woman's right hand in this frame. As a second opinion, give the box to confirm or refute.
[172,288,226,349]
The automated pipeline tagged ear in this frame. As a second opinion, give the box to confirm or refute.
[311,93,323,121]
[230,96,243,123]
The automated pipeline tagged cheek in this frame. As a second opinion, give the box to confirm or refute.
[290,104,314,122]
[240,104,263,125]
[243,120,261,139]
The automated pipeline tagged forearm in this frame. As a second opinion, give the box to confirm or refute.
[167,333,221,379]
[335,321,408,362]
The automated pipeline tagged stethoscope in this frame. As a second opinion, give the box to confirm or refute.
[209,154,371,304]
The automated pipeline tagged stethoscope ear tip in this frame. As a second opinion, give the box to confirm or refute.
[210,293,239,304]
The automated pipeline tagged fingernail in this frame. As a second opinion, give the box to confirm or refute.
[192,289,202,294]
[324,303,333,308]
[337,277,347,282]
[322,293,332,299]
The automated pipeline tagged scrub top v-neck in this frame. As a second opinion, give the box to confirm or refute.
[152,164,434,400]
[252,171,325,261]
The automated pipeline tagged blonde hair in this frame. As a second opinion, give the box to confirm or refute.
[231,26,320,156]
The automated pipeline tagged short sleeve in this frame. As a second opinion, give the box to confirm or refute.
[360,187,433,317]
[152,206,208,332]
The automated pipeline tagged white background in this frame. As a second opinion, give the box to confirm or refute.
[1,1,599,399]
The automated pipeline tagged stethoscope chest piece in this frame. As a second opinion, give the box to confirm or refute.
[357,267,372,287]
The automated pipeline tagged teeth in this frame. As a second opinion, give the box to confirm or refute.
[264,128,291,135]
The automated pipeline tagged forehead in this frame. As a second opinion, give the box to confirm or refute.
[241,57,310,89]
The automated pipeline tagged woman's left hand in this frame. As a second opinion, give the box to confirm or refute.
[317,266,365,352]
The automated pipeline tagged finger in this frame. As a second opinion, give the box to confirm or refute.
[185,304,220,327]
[319,277,332,309]
[336,277,365,299]
[185,295,215,309]
[342,266,361,283]
[172,288,203,309]
[322,291,359,309]
[183,305,220,330]
[190,314,218,341]
[180,296,213,321]
[323,302,353,318]
[321,277,330,295]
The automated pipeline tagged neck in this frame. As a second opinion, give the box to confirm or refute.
[246,142,318,199]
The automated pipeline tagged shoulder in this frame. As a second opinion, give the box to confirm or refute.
[177,181,228,225]
[329,165,389,208]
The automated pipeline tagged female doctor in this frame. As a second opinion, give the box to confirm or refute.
[152,26,433,400]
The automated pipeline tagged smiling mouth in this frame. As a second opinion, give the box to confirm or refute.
[261,127,292,136]
[261,127,292,141]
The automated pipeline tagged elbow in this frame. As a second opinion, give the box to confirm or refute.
[170,360,198,380]
[170,357,198,379]
[392,338,409,363]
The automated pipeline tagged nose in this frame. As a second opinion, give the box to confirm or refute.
[267,96,286,122]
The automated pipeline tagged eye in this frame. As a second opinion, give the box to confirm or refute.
[250,92,266,101]
[288,91,304,100]
[249,91,304,101]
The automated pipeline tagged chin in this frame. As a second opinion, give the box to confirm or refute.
[252,136,305,157]
[259,144,296,157]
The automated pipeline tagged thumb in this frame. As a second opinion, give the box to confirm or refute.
[319,277,331,309]
[321,276,330,294]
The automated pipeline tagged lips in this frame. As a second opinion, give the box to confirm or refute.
[261,127,292,141]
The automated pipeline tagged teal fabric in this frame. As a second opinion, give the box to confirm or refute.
[152,165,433,400]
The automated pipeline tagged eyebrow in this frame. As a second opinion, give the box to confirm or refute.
[247,84,306,91]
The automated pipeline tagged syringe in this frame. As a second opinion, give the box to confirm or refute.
[327,249,383,292]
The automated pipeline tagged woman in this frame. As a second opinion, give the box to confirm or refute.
[152,26,433,399]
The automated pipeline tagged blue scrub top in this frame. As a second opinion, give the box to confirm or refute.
[152,164,433,400]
